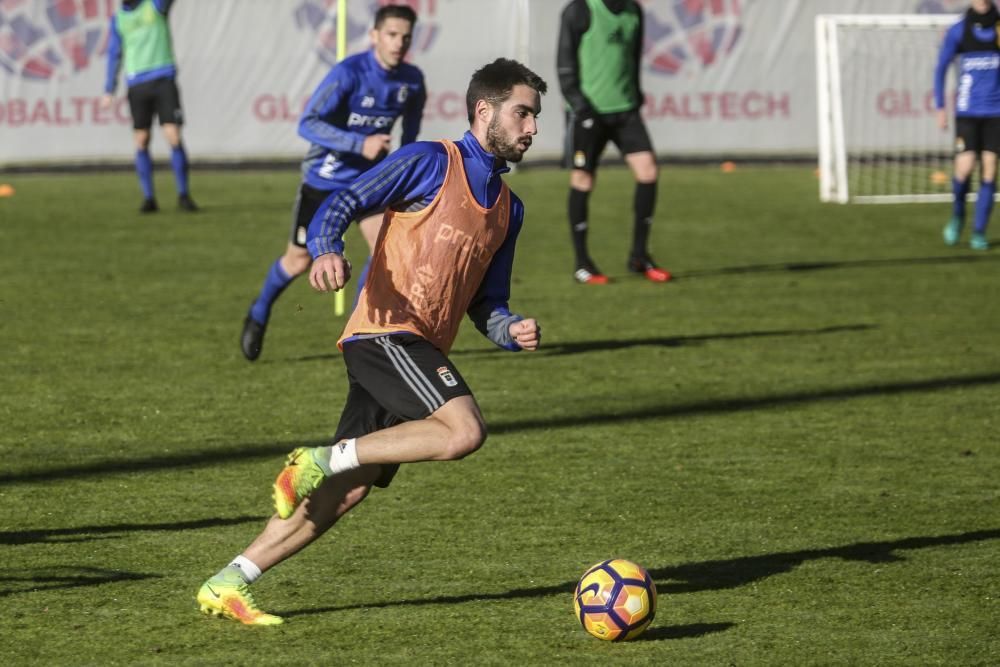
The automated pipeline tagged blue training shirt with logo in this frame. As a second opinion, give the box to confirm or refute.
[299,49,426,191]
[935,16,1000,117]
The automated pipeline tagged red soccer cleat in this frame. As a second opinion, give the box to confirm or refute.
[574,267,610,285]
[628,255,672,283]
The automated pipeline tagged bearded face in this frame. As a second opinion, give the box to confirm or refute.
[486,111,529,162]
[476,83,540,163]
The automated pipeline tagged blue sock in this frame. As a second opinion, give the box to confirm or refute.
[952,177,971,221]
[353,256,372,309]
[974,180,995,234]
[135,149,154,200]
[250,259,294,325]
[171,144,189,196]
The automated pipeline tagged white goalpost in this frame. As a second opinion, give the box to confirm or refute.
[816,14,960,204]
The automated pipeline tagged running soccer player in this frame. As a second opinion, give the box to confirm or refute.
[102,0,197,213]
[197,58,545,625]
[557,0,670,284]
[935,0,1000,251]
[240,4,426,361]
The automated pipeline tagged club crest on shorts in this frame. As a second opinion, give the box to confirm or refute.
[436,366,457,387]
[574,150,587,168]
[955,137,966,153]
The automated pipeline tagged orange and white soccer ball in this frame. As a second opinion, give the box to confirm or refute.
[573,559,657,641]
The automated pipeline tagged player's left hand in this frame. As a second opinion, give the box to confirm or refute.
[510,318,540,351]
[309,252,352,292]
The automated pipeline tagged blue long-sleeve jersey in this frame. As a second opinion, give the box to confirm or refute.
[935,10,1000,116]
[307,131,526,350]
[299,49,426,191]
[104,0,176,94]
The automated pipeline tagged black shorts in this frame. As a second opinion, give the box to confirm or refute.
[954,116,1000,155]
[563,108,654,172]
[332,333,474,487]
[289,183,334,247]
[127,77,183,130]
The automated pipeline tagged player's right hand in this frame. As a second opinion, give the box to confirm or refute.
[937,109,948,131]
[510,318,541,351]
[100,94,114,110]
[310,252,352,292]
[361,134,392,161]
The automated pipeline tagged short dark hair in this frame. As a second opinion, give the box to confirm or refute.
[465,58,548,123]
[374,4,417,29]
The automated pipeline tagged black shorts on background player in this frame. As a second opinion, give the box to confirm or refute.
[127,77,183,130]
[954,116,1000,154]
[289,183,333,248]
[563,109,654,172]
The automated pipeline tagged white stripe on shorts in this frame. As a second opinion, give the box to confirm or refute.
[374,336,446,413]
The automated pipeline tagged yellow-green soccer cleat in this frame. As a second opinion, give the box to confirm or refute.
[273,447,327,519]
[197,577,283,626]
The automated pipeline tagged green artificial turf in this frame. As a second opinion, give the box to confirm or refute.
[1,164,997,665]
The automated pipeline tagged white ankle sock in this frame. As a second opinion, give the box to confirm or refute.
[229,555,262,584]
[328,437,360,474]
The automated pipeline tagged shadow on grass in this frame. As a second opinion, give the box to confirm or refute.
[4,370,1000,486]
[285,323,876,363]
[279,527,1000,621]
[0,515,263,545]
[488,370,1000,435]
[529,324,872,357]
[655,528,1000,593]
[638,623,734,641]
[0,566,159,598]
[675,252,1000,279]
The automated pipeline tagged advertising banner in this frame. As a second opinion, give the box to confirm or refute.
[0,0,972,166]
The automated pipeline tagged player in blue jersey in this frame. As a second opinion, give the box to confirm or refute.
[240,4,426,361]
[102,0,196,213]
[935,0,1000,251]
[197,58,545,625]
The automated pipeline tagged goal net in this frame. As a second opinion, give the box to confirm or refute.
[816,14,960,204]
